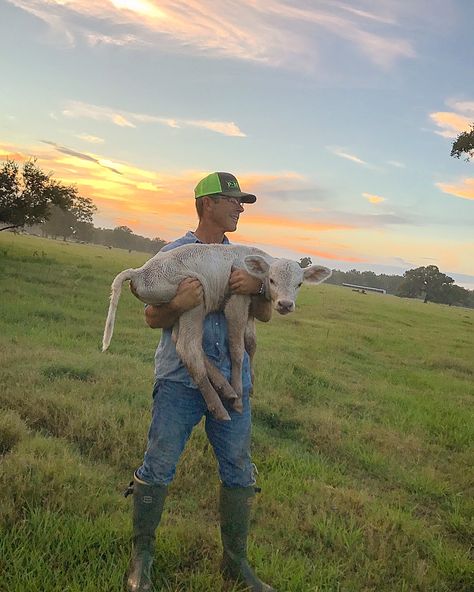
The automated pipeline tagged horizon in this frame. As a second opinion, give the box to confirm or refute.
[1,0,473,288]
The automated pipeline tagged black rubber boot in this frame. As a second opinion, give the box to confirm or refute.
[125,475,168,592]
[219,485,276,592]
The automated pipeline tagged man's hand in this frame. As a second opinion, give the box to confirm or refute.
[172,277,203,313]
[143,277,203,329]
[229,269,262,295]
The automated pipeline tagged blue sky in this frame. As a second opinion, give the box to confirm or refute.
[1,0,473,287]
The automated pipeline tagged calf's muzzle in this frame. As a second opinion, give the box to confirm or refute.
[276,300,294,315]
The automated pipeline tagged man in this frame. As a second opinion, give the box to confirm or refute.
[126,172,276,592]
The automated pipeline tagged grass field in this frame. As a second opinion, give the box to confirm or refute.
[0,233,473,592]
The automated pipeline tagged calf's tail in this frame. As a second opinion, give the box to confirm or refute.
[102,269,134,352]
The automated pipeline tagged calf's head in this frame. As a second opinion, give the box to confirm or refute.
[244,256,332,315]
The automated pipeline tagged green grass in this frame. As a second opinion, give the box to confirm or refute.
[1,233,473,592]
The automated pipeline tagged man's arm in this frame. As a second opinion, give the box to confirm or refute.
[133,278,203,329]
[229,269,272,323]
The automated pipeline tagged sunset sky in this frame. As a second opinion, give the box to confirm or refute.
[1,0,473,287]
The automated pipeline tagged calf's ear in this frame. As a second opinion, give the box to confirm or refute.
[244,255,270,278]
[303,265,332,284]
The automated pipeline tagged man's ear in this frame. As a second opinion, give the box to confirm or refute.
[244,255,270,278]
[303,265,332,284]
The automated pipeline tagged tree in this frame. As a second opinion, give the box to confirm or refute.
[451,123,474,161]
[398,265,455,303]
[0,159,78,231]
[74,221,95,243]
[42,192,96,240]
[439,283,470,307]
[112,225,135,249]
[42,205,76,240]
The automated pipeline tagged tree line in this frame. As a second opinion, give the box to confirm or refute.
[35,218,167,255]
[322,266,474,308]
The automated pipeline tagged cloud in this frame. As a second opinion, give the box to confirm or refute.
[387,160,405,168]
[430,111,472,139]
[447,100,474,117]
[328,146,368,166]
[76,134,105,144]
[242,212,353,233]
[62,100,246,137]
[85,32,147,47]
[363,192,386,204]
[430,99,474,139]
[6,0,416,70]
[436,178,474,201]
[40,140,123,174]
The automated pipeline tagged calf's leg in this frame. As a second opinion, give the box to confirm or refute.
[244,317,256,393]
[224,296,250,412]
[175,306,230,421]
[204,359,239,402]
[173,317,237,403]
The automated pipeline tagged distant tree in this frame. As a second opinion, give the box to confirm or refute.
[42,205,76,240]
[74,221,95,243]
[398,265,455,303]
[112,225,134,249]
[41,187,96,240]
[70,194,96,224]
[451,123,474,161]
[439,283,470,307]
[90,226,166,253]
[0,159,76,231]
[299,256,312,268]
[149,237,167,254]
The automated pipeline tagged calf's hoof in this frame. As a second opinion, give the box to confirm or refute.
[211,406,231,421]
[230,398,243,413]
[230,381,243,400]
[216,382,238,401]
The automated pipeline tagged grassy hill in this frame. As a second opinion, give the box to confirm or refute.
[0,233,473,592]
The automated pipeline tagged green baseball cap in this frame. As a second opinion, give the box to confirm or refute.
[194,172,256,203]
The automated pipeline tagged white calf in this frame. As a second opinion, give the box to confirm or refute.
[102,244,331,420]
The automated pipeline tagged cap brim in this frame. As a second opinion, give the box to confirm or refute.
[222,190,256,204]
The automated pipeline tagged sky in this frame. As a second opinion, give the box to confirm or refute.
[1,0,473,288]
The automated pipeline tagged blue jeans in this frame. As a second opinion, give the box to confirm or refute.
[136,380,256,488]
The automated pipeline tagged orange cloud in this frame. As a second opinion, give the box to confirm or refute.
[363,192,386,204]
[242,212,352,232]
[233,230,365,263]
[436,178,474,201]
[430,111,472,139]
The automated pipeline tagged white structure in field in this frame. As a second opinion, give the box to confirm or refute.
[342,283,386,294]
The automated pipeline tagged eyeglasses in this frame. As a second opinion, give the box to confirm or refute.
[213,195,244,206]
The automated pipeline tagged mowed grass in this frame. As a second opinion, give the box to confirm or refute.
[0,233,473,592]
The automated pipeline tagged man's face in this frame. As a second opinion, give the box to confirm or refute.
[209,196,245,232]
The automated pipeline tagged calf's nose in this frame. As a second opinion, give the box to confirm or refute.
[276,299,295,314]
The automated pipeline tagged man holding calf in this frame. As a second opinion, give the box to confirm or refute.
[126,172,276,592]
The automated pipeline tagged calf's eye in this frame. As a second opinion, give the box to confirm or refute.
[270,279,275,284]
